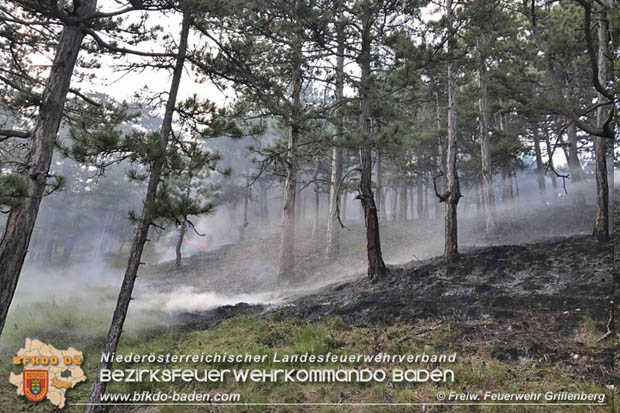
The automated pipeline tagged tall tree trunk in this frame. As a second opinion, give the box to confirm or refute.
[512,166,520,198]
[326,21,344,259]
[0,0,97,337]
[85,12,190,411]
[566,120,586,205]
[497,112,513,203]
[259,179,269,224]
[377,152,386,221]
[435,91,447,192]
[593,0,611,242]
[341,190,348,222]
[325,137,343,255]
[391,188,398,221]
[477,44,496,232]
[443,0,461,262]
[278,35,303,277]
[175,222,186,269]
[416,181,424,219]
[433,184,441,219]
[295,169,303,224]
[476,181,483,217]
[325,4,347,257]
[358,7,386,280]
[501,164,513,202]
[399,181,408,222]
[424,180,429,218]
[544,135,558,189]
[239,186,249,242]
[533,133,546,192]
[311,158,320,240]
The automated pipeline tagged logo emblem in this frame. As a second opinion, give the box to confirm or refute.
[23,370,48,402]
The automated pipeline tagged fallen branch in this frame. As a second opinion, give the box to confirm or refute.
[596,308,613,343]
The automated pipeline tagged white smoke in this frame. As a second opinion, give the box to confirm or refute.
[135,286,283,313]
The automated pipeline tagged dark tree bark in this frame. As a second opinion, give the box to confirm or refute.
[0,0,98,337]
[325,13,344,259]
[566,120,586,205]
[85,12,191,411]
[474,181,482,217]
[501,164,513,202]
[358,6,386,280]
[278,35,303,277]
[175,222,186,269]
[443,0,461,262]
[399,181,408,222]
[497,112,513,203]
[376,152,386,221]
[297,170,305,223]
[294,169,303,223]
[325,162,341,247]
[532,133,546,192]
[512,166,520,198]
[424,180,430,218]
[391,187,398,221]
[259,179,269,224]
[311,158,320,240]
[435,91,447,192]
[239,185,249,242]
[416,180,424,219]
[593,0,611,242]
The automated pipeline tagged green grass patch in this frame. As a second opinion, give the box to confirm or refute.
[1,313,616,413]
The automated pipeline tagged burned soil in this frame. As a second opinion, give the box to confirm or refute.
[277,235,612,324]
[158,199,616,389]
[172,234,614,383]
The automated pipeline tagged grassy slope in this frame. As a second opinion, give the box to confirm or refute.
[0,310,616,412]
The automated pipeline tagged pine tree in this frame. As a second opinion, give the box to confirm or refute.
[443,0,461,261]
[325,2,346,259]
[85,9,193,408]
[0,0,98,337]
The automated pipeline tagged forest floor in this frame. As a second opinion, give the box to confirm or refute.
[0,196,617,412]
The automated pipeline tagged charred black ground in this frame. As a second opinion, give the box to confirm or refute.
[171,234,614,383]
[157,198,615,391]
[277,235,612,323]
